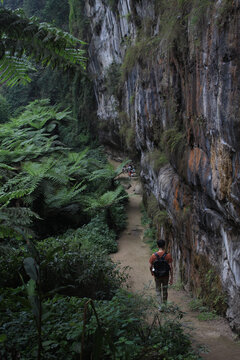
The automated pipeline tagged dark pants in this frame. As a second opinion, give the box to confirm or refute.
[154,276,169,305]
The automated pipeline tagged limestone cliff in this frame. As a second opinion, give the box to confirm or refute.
[84,0,240,333]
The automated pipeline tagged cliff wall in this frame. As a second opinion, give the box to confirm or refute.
[84,0,240,332]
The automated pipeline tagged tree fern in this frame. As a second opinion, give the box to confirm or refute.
[88,159,131,182]
[0,206,39,239]
[45,183,87,209]
[0,98,128,237]
[0,7,86,86]
[0,54,36,87]
[86,185,127,211]
[88,165,115,182]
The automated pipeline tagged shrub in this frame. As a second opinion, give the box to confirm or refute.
[0,243,28,288]
[189,298,218,321]
[0,289,201,360]
[161,126,186,154]
[36,234,126,299]
[0,228,125,299]
[147,148,168,172]
[109,203,128,233]
[74,213,118,253]
[0,95,10,123]
[104,62,121,98]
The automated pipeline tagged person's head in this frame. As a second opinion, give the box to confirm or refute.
[157,239,165,249]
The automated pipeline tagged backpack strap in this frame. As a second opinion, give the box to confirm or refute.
[161,252,168,260]
[154,252,168,260]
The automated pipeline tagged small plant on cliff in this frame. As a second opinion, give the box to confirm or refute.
[216,0,236,28]
[161,126,186,154]
[107,0,119,11]
[120,35,161,80]
[142,194,170,249]
[119,113,135,152]
[193,255,228,315]
[147,148,168,172]
[105,62,122,98]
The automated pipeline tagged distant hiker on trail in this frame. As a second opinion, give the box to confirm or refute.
[127,164,133,177]
[149,239,173,309]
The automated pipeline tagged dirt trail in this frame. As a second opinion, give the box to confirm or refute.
[111,172,240,360]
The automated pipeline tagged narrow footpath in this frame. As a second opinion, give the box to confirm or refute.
[111,173,240,360]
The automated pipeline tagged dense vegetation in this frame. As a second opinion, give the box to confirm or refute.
[0,1,202,359]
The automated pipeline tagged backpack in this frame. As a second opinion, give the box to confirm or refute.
[152,252,170,278]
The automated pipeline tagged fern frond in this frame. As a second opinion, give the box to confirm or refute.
[0,8,87,85]
[68,149,88,164]
[86,186,127,211]
[0,207,41,225]
[45,183,86,208]
[0,163,17,171]
[88,165,115,182]
[0,54,36,87]
[115,159,131,177]
[0,188,33,207]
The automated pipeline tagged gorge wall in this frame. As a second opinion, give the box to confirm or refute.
[83,0,240,333]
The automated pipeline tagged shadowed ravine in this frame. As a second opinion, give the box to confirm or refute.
[110,166,240,360]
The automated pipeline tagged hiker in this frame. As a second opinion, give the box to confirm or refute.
[128,164,133,177]
[131,167,136,177]
[149,239,173,308]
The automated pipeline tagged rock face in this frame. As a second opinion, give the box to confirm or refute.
[84,0,240,332]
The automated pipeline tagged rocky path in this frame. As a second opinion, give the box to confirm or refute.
[111,174,240,360]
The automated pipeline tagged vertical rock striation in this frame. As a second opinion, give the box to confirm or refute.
[84,0,240,332]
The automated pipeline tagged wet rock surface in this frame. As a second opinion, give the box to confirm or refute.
[85,0,240,332]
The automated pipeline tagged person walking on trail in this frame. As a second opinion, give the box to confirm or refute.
[149,239,173,309]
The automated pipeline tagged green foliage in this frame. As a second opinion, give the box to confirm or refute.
[143,226,157,250]
[141,204,151,226]
[0,289,201,360]
[0,228,125,297]
[155,0,213,41]
[69,0,89,38]
[0,7,86,86]
[1,0,24,9]
[0,99,127,237]
[0,95,10,123]
[142,194,170,250]
[188,298,218,321]
[172,280,184,291]
[107,0,119,11]
[71,213,118,253]
[104,62,122,98]
[109,202,128,233]
[86,185,127,212]
[0,55,36,87]
[161,126,186,154]
[147,194,169,227]
[37,236,125,299]
[121,36,160,79]
[216,0,236,28]
[193,255,228,315]
[120,0,213,76]
[147,148,168,172]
